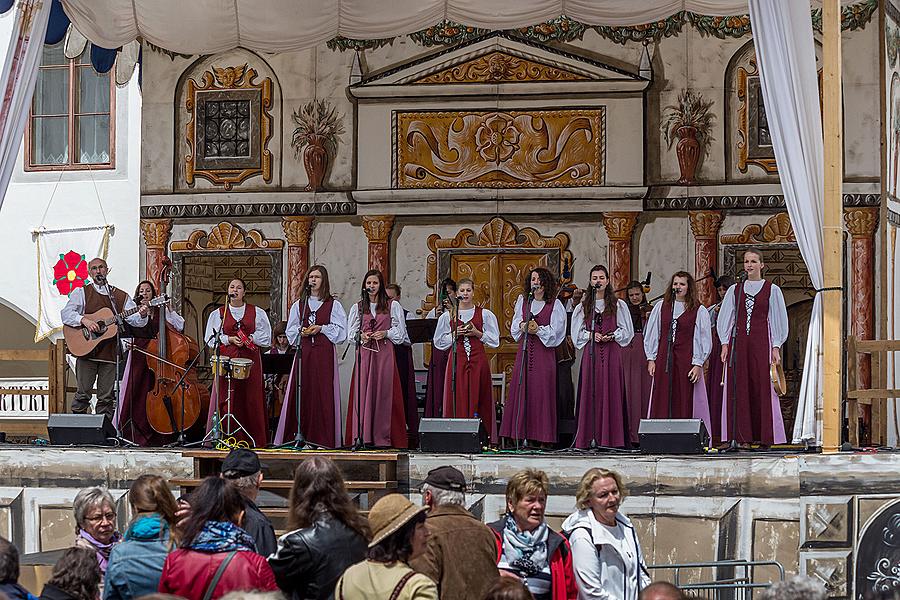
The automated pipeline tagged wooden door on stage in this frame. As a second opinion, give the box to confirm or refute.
[449,251,550,407]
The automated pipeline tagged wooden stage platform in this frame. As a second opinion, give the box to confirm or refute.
[0,445,897,598]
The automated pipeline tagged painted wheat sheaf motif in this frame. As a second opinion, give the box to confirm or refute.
[396,109,605,188]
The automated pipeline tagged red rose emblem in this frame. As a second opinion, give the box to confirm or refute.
[52,250,89,296]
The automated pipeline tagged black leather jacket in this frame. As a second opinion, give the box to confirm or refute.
[268,513,367,600]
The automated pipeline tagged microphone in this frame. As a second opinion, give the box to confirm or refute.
[738,270,748,282]
[709,267,718,282]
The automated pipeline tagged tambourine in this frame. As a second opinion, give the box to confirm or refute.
[770,362,787,396]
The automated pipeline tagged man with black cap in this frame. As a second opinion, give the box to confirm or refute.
[410,465,499,600]
[220,448,277,557]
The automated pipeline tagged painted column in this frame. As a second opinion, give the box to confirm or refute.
[362,215,395,282]
[140,219,172,291]
[602,212,639,296]
[282,216,315,310]
[844,207,878,400]
[689,210,724,306]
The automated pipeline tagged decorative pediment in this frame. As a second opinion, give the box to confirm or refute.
[721,212,796,244]
[351,32,647,97]
[412,51,588,84]
[170,221,284,251]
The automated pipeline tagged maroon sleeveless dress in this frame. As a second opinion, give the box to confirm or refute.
[574,308,627,448]
[649,301,699,420]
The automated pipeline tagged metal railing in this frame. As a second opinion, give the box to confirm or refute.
[646,559,785,599]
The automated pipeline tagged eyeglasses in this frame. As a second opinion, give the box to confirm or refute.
[84,512,116,524]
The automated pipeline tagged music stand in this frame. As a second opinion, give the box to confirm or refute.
[406,319,439,344]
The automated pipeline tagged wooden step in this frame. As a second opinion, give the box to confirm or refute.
[170,478,397,491]
[182,450,402,462]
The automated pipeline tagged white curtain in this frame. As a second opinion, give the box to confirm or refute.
[58,0,853,54]
[748,0,825,445]
[0,0,52,213]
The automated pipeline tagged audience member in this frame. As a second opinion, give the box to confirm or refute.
[638,582,683,600]
[0,537,37,600]
[758,576,826,600]
[409,466,498,600]
[104,475,180,600]
[562,468,649,600]
[268,457,369,600]
[73,487,121,577]
[158,477,278,600]
[488,469,577,600]
[220,450,277,557]
[219,592,285,600]
[335,494,437,599]
[39,548,101,600]
[482,579,535,600]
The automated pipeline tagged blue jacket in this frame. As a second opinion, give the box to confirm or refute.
[103,513,172,600]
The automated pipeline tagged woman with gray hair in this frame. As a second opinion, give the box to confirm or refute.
[73,486,121,576]
[562,468,648,600]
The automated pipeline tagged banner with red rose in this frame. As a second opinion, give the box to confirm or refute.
[33,225,112,342]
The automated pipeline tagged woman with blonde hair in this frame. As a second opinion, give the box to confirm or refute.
[488,469,577,600]
[104,475,179,600]
[561,468,649,600]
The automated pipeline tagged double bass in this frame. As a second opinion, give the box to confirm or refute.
[144,259,209,436]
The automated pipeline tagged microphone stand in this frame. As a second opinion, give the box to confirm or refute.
[106,284,137,447]
[280,289,324,449]
[346,293,367,450]
[724,277,747,452]
[588,289,599,450]
[665,295,677,420]
[193,325,226,448]
[449,296,459,419]
[172,327,220,447]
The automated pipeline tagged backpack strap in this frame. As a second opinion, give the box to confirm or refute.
[201,550,238,600]
[564,526,602,554]
[389,571,417,600]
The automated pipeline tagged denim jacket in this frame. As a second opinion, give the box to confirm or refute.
[103,513,172,600]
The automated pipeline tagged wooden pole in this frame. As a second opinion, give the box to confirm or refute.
[822,0,843,452]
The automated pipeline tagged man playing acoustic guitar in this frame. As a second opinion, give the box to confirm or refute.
[61,258,148,419]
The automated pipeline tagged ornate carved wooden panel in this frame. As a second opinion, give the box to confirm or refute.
[185,64,273,190]
[412,51,589,84]
[396,108,605,189]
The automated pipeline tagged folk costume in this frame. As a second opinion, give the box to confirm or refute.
[499,296,567,444]
[274,295,347,447]
[571,298,634,449]
[204,304,271,447]
[717,280,789,445]
[344,299,409,448]
[433,306,501,443]
[644,300,712,435]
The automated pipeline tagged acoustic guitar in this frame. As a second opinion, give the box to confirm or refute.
[64,295,167,357]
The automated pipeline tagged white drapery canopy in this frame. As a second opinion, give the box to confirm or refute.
[59,0,855,54]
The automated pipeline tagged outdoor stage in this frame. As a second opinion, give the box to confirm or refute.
[0,446,897,597]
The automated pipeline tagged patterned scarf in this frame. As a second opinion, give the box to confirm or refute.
[501,513,549,577]
[77,529,121,573]
[187,520,256,553]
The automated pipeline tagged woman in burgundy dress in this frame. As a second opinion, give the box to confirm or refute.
[621,281,653,447]
[204,278,271,448]
[433,278,500,443]
[499,267,567,448]
[275,265,347,448]
[571,265,634,449]
[644,271,712,436]
[424,278,457,418]
[118,280,185,446]
[344,269,408,448]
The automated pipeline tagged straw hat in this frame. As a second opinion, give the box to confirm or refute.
[367,493,428,548]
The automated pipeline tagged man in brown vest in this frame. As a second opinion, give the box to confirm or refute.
[61,258,148,419]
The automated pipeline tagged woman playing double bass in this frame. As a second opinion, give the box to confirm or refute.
[118,280,186,446]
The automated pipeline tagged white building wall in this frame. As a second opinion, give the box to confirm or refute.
[0,10,142,338]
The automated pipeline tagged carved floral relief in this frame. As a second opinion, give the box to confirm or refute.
[413,51,588,84]
[396,108,605,189]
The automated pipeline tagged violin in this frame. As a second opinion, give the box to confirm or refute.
[144,258,208,435]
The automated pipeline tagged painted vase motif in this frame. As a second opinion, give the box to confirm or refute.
[303,134,328,191]
[675,125,701,185]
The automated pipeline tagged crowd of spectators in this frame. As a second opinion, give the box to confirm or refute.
[0,450,838,600]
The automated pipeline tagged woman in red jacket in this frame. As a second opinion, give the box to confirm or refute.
[488,468,577,600]
[158,477,278,600]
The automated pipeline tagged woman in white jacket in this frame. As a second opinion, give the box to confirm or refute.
[561,468,650,600]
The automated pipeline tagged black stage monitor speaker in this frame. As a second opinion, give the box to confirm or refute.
[47,414,116,446]
[419,418,485,453]
[638,419,709,454]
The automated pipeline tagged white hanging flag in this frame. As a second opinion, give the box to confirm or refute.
[33,225,112,342]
